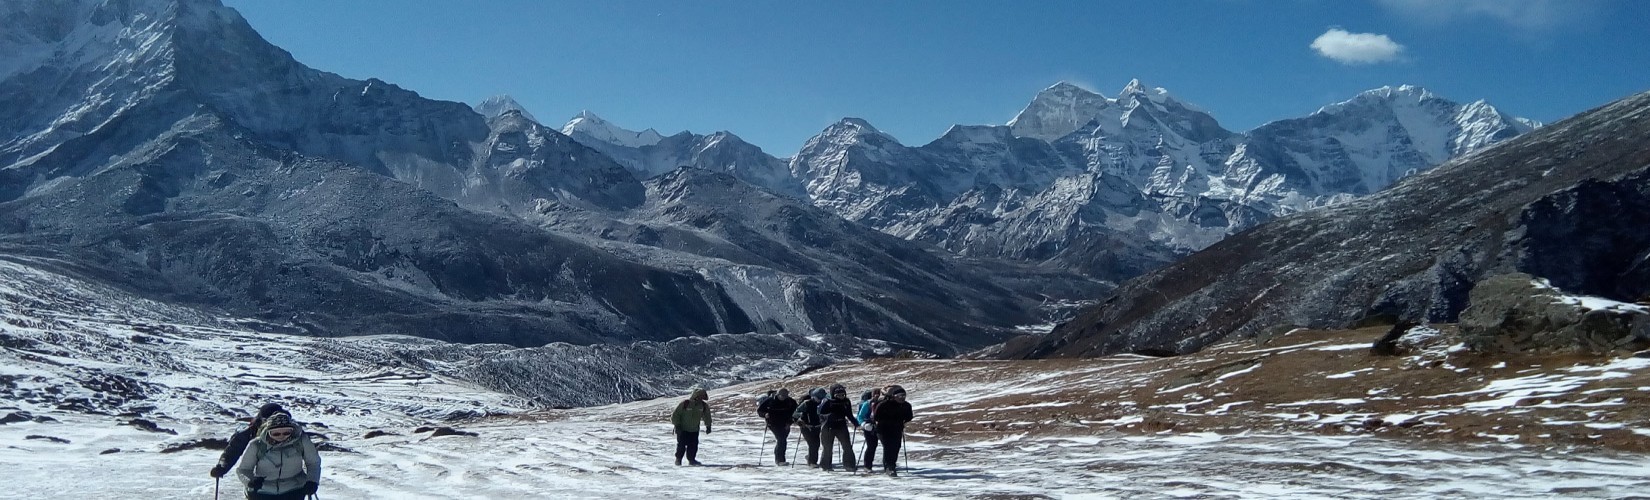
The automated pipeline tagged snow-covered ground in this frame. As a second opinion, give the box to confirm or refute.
[8,257,1650,498]
[9,399,1650,499]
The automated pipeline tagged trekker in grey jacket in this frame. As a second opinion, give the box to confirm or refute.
[236,413,321,500]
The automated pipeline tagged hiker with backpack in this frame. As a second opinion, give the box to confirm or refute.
[875,385,915,476]
[795,387,826,467]
[856,387,883,472]
[210,403,289,480]
[671,387,713,466]
[817,383,860,472]
[757,387,799,465]
[236,412,321,500]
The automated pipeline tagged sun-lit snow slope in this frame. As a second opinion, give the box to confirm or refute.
[12,324,1650,498]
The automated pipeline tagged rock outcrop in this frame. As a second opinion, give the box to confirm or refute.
[1460,274,1650,354]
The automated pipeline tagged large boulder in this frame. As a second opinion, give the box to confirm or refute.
[1460,273,1650,354]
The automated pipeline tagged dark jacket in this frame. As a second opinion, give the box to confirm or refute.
[216,425,259,472]
[818,396,859,429]
[873,399,913,431]
[796,398,824,427]
[759,395,799,427]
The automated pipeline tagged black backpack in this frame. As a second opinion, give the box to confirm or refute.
[756,390,777,417]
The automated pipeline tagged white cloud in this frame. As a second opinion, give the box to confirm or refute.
[1376,0,1578,31]
[1310,28,1405,65]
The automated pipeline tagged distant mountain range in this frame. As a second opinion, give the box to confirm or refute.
[543,80,1536,280]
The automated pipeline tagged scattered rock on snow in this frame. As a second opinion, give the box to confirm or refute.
[125,418,177,435]
[426,427,478,438]
[160,438,228,454]
[25,435,69,444]
[363,430,398,439]
[100,448,120,455]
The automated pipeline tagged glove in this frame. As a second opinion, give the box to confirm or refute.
[209,465,227,478]
[302,481,319,495]
[860,422,874,432]
[248,477,265,491]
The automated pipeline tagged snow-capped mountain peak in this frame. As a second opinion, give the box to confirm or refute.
[560,110,664,148]
[1118,78,1151,97]
[1008,81,1114,141]
[474,94,538,122]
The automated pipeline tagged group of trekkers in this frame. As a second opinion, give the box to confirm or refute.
[671,383,914,476]
[203,383,909,498]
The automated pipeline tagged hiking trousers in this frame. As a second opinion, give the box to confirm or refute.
[879,426,905,471]
[675,431,700,462]
[768,423,792,463]
[800,425,822,465]
[248,490,308,500]
[819,425,856,470]
[859,427,879,470]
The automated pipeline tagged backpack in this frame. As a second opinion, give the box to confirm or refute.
[756,390,775,416]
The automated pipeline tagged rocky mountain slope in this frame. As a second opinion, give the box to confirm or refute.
[1009,89,1650,358]
[1,0,1079,359]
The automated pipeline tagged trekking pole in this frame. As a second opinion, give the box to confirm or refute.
[849,426,857,471]
[791,426,801,465]
[758,426,769,466]
[214,477,219,500]
[902,433,908,475]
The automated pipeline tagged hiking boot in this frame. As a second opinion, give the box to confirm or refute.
[821,466,834,472]
[776,461,789,466]
[888,471,898,477]
[688,460,703,466]
[675,457,682,466]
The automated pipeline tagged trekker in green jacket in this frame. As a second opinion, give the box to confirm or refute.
[236,412,321,500]
[671,387,713,466]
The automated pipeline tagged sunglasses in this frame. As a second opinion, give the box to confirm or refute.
[268,429,294,438]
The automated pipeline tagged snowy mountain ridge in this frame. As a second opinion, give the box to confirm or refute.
[561,110,665,148]
[474,94,538,123]
[565,80,1536,281]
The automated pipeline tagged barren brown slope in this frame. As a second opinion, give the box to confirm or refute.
[570,326,1650,453]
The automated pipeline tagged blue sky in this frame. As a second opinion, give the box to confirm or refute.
[224,0,1650,155]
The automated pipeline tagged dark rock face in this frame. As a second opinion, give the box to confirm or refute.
[1460,274,1650,354]
[1008,90,1650,358]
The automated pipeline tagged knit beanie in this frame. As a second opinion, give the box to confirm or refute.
[261,412,296,436]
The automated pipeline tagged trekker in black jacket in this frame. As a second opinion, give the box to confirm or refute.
[209,403,288,479]
[796,388,826,467]
[757,388,799,465]
[875,385,915,476]
[817,384,859,472]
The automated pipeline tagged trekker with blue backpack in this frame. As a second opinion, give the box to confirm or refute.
[817,383,860,472]
[856,387,883,472]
